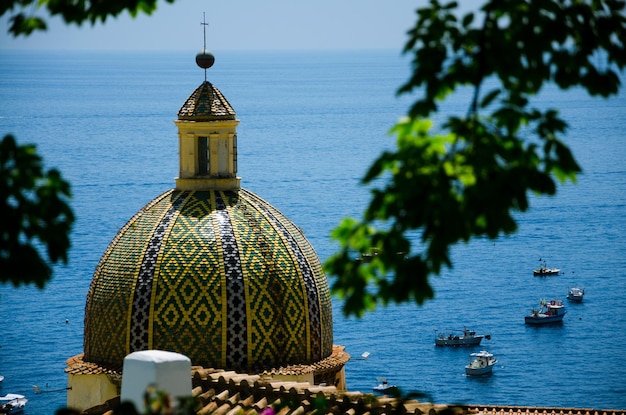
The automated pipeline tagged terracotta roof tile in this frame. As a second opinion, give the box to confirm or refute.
[259,344,350,377]
[74,355,626,415]
[65,354,121,376]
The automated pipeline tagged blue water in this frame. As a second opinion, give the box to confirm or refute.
[1,50,625,414]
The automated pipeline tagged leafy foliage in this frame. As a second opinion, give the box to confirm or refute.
[0,134,74,288]
[2,0,179,288]
[325,0,626,317]
[1,0,176,36]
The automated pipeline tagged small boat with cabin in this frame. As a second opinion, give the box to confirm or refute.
[525,299,566,324]
[0,394,28,414]
[533,259,560,276]
[567,287,584,302]
[465,351,497,376]
[435,328,490,347]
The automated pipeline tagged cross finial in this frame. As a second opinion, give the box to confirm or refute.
[201,12,209,52]
[196,12,215,81]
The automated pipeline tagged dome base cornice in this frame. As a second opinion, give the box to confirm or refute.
[175,177,241,191]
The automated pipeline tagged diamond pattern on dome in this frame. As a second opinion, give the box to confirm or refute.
[130,192,188,353]
[241,189,331,360]
[177,81,236,121]
[85,191,176,366]
[152,192,224,366]
[230,200,308,366]
[215,193,248,369]
[84,189,332,371]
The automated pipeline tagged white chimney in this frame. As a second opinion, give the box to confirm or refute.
[120,350,191,412]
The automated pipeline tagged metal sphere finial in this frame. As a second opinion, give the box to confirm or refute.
[196,50,215,69]
[198,13,214,81]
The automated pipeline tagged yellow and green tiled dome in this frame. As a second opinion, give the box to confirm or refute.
[82,54,334,372]
[84,187,333,371]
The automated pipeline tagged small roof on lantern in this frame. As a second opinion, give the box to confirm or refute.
[177,17,235,122]
[177,81,236,121]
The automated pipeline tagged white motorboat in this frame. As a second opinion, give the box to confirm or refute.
[567,287,584,302]
[465,351,497,376]
[372,378,398,394]
[0,394,28,414]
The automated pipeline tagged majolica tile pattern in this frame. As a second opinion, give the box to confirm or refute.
[177,81,236,121]
[84,188,333,372]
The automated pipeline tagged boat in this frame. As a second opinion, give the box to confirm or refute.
[0,375,3,383]
[533,259,560,276]
[357,249,379,263]
[567,287,584,302]
[372,378,398,394]
[0,394,28,414]
[525,299,566,324]
[435,328,491,347]
[465,351,497,376]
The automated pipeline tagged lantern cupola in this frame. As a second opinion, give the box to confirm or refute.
[175,48,240,191]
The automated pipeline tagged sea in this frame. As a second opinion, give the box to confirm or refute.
[0,49,625,414]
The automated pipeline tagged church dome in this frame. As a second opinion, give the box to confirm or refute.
[84,187,333,371]
[82,53,334,373]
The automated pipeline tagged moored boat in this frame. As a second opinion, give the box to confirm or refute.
[435,328,490,347]
[0,394,28,414]
[465,351,497,376]
[372,378,398,394]
[533,259,560,276]
[525,299,566,324]
[567,287,584,302]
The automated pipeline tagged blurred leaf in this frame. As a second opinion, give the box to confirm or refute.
[0,135,74,288]
[326,0,625,317]
[3,0,178,36]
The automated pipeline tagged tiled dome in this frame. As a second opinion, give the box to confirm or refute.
[84,187,333,371]
[177,81,236,121]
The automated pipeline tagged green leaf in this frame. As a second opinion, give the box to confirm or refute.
[8,14,47,36]
[0,135,74,288]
